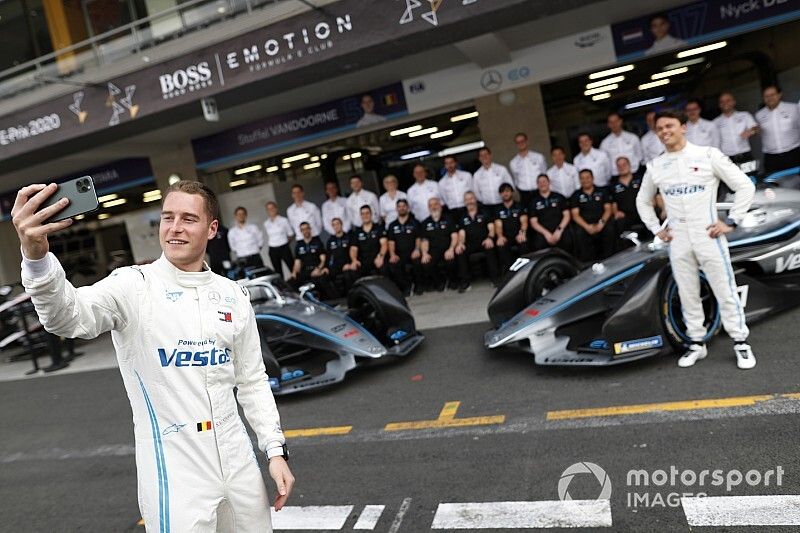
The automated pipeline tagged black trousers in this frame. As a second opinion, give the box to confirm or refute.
[422,247,457,290]
[291,267,338,299]
[496,239,530,272]
[388,254,422,293]
[572,222,616,262]
[268,244,294,278]
[344,257,387,288]
[531,227,573,254]
[764,147,800,175]
[457,242,499,284]
[238,253,264,269]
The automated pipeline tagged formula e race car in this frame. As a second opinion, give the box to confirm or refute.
[484,185,800,365]
[240,274,424,394]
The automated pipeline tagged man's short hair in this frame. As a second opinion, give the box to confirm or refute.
[655,110,688,125]
[350,175,362,182]
[299,221,310,229]
[686,98,703,109]
[499,183,515,193]
[234,206,247,216]
[412,163,427,173]
[551,146,566,154]
[719,90,735,100]
[164,181,220,222]
[577,132,593,141]
[763,84,782,94]
[331,217,343,225]
[616,156,631,164]
[607,111,622,121]
[478,146,492,155]
[514,132,528,141]
[291,183,304,192]
[649,13,669,25]
[579,168,594,177]
[443,155,457,162]
[265,201,278,209]
[537,173,550,181]
[360,204,372,213]
[396,198,409,206]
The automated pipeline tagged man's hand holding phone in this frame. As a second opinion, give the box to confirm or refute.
[12,184,74,260]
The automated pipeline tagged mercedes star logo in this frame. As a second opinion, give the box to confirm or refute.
[481,70,503,92]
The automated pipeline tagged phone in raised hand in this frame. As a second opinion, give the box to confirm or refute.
[37,176,100,223]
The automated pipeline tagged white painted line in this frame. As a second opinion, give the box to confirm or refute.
[431,500,612,529]
[270,505,353,530]
[353,505,385,530]
[388,497,413,533]
[682,495,800,526]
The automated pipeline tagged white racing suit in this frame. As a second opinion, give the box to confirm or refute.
[636,141,755,343]
[22,253,285,532]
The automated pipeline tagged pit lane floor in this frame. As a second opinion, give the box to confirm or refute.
[2,306,800,532]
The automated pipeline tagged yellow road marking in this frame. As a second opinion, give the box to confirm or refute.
[284,426,353,438]
[385,401,506,431]
[545,393,800,421]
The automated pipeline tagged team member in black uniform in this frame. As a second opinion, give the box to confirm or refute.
[346,205,388,286]
[494,183,529,272]
[206,222,232,276]
[290,222,335,298]
[326,217,352,295]
[529,174,572,252]
[456,191,499,290]
[570,169,616,261]
[610,156,649,244]
[420,197,459,292]
[387,199,422,297]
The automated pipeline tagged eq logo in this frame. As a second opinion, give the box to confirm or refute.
[558,462,613,502]
[159,62,213,100]
[507,67,531,82]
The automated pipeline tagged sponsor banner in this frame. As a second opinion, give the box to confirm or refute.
[0,158,154,220]
[0,0,529,161]
[612,0,800,61]
[192,83,407,167]
[402,26,615,114]
[614,335,664,355]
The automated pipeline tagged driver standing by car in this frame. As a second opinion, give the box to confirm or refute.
[13,180,294,532]
[636,110,756,369]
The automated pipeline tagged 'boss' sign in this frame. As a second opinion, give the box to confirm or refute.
[159,62,214,100]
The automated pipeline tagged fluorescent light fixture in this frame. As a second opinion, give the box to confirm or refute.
[430,129,454,139]
[349,151,362,159]
[310,155,320,162]
[303,162,321,170]
[652,67,688,80]
[400,150,432,160]
[234,164,261,175]
[74,214,85,220]
[97,213,111,220]
[625,96,666,109]
[102,198,127,208]
[408,127,438,137]
[663,57,705,70]
[638,79,670,90]
[450,111,479,122]
[97,193,118,203]
[281,163,291,169]
[390,125,423,136]
[592,93,612,101]
[282,153,310,163]
[266,165,279,173]
[586,75,625,89]
[143,194,162,203]
[589,64,634,80]
[143,189,161,197]
[584,84,618,96]
[229,179,247,187]
[677,41,726,58]
[438,141,485,157]
[320,154,328,159]
[342,154,351,161]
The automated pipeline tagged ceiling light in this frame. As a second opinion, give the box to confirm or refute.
[409,127,438,137]
[430,129,454,139]
[168,174,181,185]
[588,64,634,80]
[349,151,362,159]
[281,163,291,169]
[102,198,127,208]
[282,153,310,163]
[310,155,320,162]
[584,84,618,96]
[586,75,625,89]
[74,214,85,220]
[592,93,612,101]
[143,189,161,197]
[234,164,261,175]
[342,154,351,161]
[652,67,688,80]
[677,41,726,58]
[438,141,485,157]
[229,179,247,187]
[320,154,328,159]
[390,125,423,136]
[663,57,706,70]
[97,213,111,220]
[625,96,666,109]
[400,150,432,160]
[143,194,162,203]
[303,162,321,170]
[639,79,670,90]
[266,165,279,172]
[450,111,479,122]
[97,193,118,203]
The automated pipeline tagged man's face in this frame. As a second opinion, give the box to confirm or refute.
[332,218,343,234]
[607,114,623,133]
[361,95,375,114]
[646,112,656,130]
[428,198,442,217]
[396,202,409,217]
[478,150,492,167]
[444,157,457,173]
[656,116,686,148]
[650,17,670,40]
[300,224,311,240]
[266,203,277,218]
[325,182,338,199]
[464,192,478,210]
[763,87,781,109]
[719,93,736,113]
[579,171,594,189]
[537,176,550,194]
[160,192,217,268]
[350,178,363,193]
[291,187,304,204]
[413,165,426,182]
[616,157,631,176]
[514,135,528,152]
[685,102,701,121]
[578,135,593,152]
[235,209,246,224]
[551,149,565,166]
[360,207,372,224]
[500,188,513,202]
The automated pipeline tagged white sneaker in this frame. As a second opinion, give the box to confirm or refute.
[734,343,756,369]
[678,344,707,367]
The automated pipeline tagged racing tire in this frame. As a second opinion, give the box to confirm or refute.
[660,272,722,348]
[523,255,579,304]
[347,284,390,344]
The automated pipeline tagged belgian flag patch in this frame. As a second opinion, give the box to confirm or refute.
[197,421,213,432]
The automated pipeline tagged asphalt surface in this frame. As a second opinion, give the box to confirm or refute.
[2,307,800,532]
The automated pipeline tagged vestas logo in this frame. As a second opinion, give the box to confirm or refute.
[158,347,231,367]
[159,62,213,100]
[663,183,706,196]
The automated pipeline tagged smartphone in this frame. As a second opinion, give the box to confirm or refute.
[38,176,100,223]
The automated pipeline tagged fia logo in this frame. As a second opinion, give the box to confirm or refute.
[166,290,183,302]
